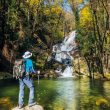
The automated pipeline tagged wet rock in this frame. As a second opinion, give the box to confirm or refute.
[0,72,12,79]
[12,105,44,110]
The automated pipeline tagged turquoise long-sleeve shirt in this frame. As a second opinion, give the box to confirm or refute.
[24,58,34,73]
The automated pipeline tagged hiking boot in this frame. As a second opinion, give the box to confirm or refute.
[28,102,36,107]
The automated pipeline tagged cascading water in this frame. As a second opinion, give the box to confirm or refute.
[61,66,73,77]
[51,31,77,77]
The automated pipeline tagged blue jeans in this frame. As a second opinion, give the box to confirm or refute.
[19,76,35,106]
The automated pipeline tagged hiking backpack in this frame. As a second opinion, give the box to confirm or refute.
[13,59,25,79]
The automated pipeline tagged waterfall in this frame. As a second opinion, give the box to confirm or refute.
[62,66,73,77]
[52,30,77,77]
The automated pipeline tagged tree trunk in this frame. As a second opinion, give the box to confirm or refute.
[0,0,6,50]
[85,56,92,78]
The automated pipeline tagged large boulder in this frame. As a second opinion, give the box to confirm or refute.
[12,105,44,110]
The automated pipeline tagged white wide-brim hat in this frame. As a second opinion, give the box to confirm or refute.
[22,51,32,59]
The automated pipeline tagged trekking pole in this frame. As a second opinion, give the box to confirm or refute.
[37,70,40,84]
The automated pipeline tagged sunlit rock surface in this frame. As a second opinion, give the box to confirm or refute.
[12,105,44,110]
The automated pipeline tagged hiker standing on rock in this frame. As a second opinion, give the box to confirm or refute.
[18,51,36,109]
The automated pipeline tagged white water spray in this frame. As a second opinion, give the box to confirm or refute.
[52,31,77,77]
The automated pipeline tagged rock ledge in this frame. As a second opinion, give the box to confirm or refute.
[12,104,44,110]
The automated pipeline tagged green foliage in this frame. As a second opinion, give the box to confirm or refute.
[76,0,110,77]
[7,3,18,29]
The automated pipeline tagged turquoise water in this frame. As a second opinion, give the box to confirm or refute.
[0,78,110,110]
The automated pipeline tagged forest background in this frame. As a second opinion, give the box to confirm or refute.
[0,0,110,79]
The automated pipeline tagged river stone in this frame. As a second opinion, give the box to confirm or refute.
[12,105,44,110]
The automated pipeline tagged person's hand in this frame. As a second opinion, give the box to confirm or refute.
[37,70,40,74]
